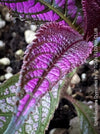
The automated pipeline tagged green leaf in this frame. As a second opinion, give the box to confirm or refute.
[74,101,97,134]
[0,73,64,134]
[0,74,19,134]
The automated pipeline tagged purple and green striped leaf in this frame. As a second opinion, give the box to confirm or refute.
[3,22,93,134]
[0,0,83,30]
[82,0,100,41]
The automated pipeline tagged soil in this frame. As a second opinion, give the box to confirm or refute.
[0,7,100,134]
[0,18,28,75]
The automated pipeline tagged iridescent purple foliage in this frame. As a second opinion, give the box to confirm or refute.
[0,0,100,134]
[4,23,93,134]
[0,0,83,25]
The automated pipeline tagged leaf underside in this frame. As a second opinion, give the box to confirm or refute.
[0,0,83,29]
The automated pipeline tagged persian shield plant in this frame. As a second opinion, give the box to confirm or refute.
[0,0,100,134]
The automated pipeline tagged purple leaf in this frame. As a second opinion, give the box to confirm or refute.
[0,0,28,3]
[0,0,83,26]
[4,22,93,134]
[82,0,100,41]
[0,0,64,22]
[67,0,77,18]
[67,0,83,26]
